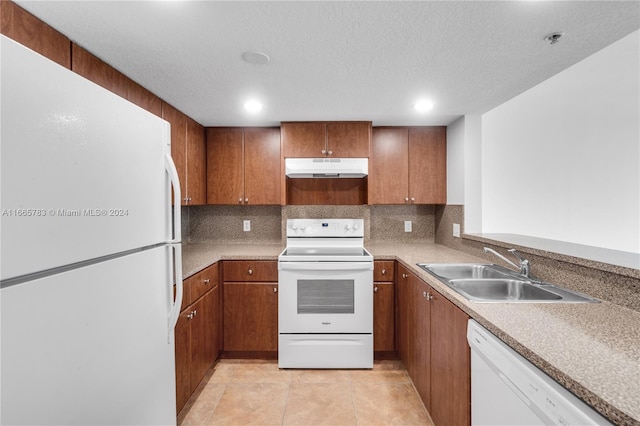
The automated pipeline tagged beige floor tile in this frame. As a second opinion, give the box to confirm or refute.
[230,362,292,384]
[372,359,406,371]
[179,385,225,426]
[352,382,433,425]
[207,362,237,384]
[210,383,288,425]
[349,368,411,383]
[289,368,352,383]
[283,383,356,426]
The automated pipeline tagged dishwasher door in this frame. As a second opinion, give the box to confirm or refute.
[467,320,612,426]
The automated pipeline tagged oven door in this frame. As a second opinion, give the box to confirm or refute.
[278,261,373,334]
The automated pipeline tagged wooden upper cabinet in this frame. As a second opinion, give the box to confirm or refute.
[72,44,161,117]
[369,127,409,204]
[244,128,281,205]
[282,121,371,158]
[408,127,447,204]
[369,126,446,205]
[1,1,71,68]
[186,118,207,205]
[206,128,244,205]
[207,127,281,205]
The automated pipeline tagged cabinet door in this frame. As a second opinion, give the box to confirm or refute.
[412,277,432,412]
[369,128,409,204]
[206,128,243,204]
[1,1,71,68]
[282,122,326,158]
[430,287,470,426]
[186,118,207,205]
[326,122,371,157]
[396,264,412,366]
[223,261,278,282]
[174,310,191,413]
[223,283,278,352]
[162,103,188,205]
[244,128,281,205]
[373,282,394,352]
[189,290,217,392]
[408,127,447,204]
[190,263,218,305]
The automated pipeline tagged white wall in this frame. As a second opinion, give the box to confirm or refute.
[446,116,465,204]
[481,30,639,253]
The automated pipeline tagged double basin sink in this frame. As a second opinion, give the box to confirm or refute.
[417,263,599,303]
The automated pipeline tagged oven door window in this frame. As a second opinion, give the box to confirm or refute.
[297,279,354,314]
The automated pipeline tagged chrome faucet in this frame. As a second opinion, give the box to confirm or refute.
[484,247,531,278]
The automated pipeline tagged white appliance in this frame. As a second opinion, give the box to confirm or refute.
[0,35,182,425]
[285,158,368,178]
[467,320,612,426]
[278,219,373,369]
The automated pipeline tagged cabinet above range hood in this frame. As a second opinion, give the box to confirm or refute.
[285,158,368,178]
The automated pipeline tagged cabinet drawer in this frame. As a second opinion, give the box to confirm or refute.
[190,263,219,304]
[223,260,278,282]
[374,260,395,282]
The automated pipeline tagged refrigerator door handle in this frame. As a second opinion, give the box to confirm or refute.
[165,153,181,243]
[168,243,183,340]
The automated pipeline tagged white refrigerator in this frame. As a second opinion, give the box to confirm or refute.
[0,35,183,425]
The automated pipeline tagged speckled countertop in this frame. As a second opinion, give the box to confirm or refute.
[182,241,640,425]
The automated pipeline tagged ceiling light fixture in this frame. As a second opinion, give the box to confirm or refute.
[244,100,263,113]
[414,99,435,113]
[242,51,270,65]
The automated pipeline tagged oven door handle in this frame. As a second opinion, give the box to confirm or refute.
[278,262,373,271]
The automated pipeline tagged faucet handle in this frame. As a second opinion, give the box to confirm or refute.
[508,249,530,277]
[507,248,526,262]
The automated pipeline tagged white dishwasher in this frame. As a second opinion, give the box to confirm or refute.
[467,320,612,425]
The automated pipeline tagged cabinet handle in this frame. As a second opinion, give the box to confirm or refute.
[374,286,378,293]
[424,292,433,301]
[248,268,253,275]
[402,273,407,279]
[193,309,197,316]
[187,311,195,320]
[321,149,327,155]
[203,279,210,284]
[381,269,386,275]
[273,287,278,293]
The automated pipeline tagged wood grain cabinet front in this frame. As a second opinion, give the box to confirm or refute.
[175,263,220,414]
[282,121,371,158]
[374,261,395,353]
[222,261,278,354]
[369,127,446,205]
[396,263,470,425]
[206,127,281,205]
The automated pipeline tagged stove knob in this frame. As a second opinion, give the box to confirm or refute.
[345,224,351,230]
[354,223,359,230]
[300,226,306,231]
[291,224,298,230]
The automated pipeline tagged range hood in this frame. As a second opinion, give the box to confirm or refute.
[285,158,368,178]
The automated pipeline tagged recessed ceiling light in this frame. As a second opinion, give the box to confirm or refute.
[414,99,434,113]
[242,51,270,65]
[244,100,263,113]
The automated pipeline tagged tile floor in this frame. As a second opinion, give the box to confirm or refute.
[178,359,434,426]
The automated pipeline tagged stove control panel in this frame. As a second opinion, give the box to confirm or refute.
[287,218,364,237]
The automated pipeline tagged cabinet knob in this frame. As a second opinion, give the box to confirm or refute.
[402,273,407,279]
[327,150,333,155]
[273,287,278,293]
[244,198,249,203]
[238,198,243,203]
[405,197,409,203]
[381,269,386,275]
[203,279,210,284]
[248,268,253,275]
[321,149,327,154]
[411,197,415,203]
[425,292,433,301]
[374,286,378,293]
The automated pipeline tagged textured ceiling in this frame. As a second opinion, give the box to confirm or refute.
[15,1,640,127]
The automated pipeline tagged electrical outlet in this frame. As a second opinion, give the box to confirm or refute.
[404,221,412,232]
[453,223,461,238]
[243,220,251,232]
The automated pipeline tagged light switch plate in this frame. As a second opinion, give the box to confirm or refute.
[453,223,461,238]
[404,221,412,232]
[243,220,251,232]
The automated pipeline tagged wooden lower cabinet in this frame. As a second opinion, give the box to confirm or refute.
[222,261,279,354]
[396,262,470,425]
[175,263,220,413]
[374,260,395,353]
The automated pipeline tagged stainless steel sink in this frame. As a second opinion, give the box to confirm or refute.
[417,263,599,303]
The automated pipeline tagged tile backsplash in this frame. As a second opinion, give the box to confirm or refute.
[185,204,436,244]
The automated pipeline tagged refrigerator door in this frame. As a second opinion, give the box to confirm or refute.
[1,246,176,425]
[1,35,174,281]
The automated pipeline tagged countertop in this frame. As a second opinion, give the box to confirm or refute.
[182,241,640,425]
